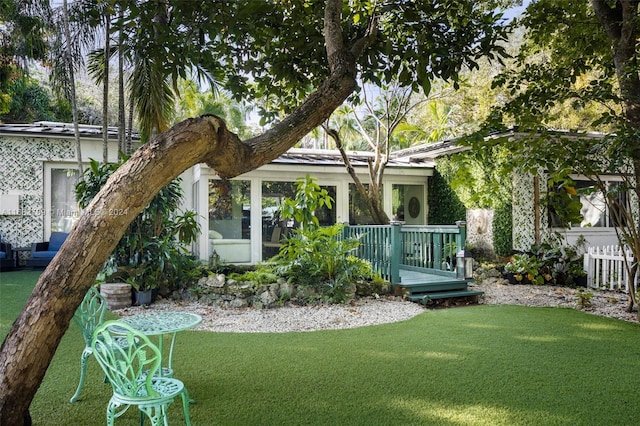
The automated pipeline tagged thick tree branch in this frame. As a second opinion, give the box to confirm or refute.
[589,0,623,40]
[209,0,363,178]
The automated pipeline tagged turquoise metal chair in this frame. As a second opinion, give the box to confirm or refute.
[91,320,192,426]
[70,286,107,403]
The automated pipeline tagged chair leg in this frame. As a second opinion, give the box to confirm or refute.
[107,399,119,426]
[180,389,192,426]
[139,404,169,426]
[69,347,92,403]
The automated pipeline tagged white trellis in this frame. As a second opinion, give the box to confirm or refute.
[583,245,638,292]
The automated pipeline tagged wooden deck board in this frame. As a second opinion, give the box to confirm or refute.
[398,268,459,285]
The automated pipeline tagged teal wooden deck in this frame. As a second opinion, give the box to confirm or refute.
[398,267,483,303]
[344,223,483,304]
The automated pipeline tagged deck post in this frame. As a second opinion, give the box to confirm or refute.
[390,223,402,284]
[455,220,467,251]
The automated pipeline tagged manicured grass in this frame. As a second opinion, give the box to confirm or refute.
[0,270,43,336]
[3,271,640,425]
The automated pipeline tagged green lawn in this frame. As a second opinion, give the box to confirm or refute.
[2,270,640,425]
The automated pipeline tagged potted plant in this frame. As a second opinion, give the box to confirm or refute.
[76,158,200,305]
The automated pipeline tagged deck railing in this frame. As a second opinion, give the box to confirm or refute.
[343,222,467,284]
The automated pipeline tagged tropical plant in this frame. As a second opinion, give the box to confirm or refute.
[275,224,365,303]
[76,157,200,293]
[280,175,333,231]
[532,234,587,286]
[504,253,545,285]
[505,234,587,287]
[274,174,376,303]
[0,78,56,123]
[0,0,50,114]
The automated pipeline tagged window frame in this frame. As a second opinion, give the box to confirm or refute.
[548,174,629,230]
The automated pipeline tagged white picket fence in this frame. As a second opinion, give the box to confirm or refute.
[583,245,637,292]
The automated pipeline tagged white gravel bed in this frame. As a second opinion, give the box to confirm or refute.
[113,279,640,333]
[471,278,639,324]
[114,296,426,333]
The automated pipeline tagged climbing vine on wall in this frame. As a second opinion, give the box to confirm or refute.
[428,168,466,224]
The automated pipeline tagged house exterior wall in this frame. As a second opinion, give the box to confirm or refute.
[0,133,122,247]
[512,170,622,252]
[194,163,431,264]
[1,129,434,265]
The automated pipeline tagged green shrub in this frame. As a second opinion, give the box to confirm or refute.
[274,224,363,302]
[504,234,588,287]
[531,233,587,286]
[355,275,390,297]
[493,201,513,257]
[504,253,545,285]
[270,174,381,303]
[76,157,200,293]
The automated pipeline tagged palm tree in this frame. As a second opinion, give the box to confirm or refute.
[101,8,110,163]
[0,0,50,112]
[61,0,83,175]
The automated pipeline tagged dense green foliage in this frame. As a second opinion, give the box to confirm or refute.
[427,168,466,224]
[75,158,201,293]
[0,0,50,114]
[504,234,586,286]
[0,78,54,122]
[492,201,513,257]
[274,224,367,303]
[437,145,514,209]
[489,0,618,132]
[47,0,512,137]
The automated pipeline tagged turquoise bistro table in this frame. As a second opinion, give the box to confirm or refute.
[115,311,202,376]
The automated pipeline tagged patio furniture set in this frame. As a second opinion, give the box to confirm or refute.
[70,287,201,425]
[0,231,68,270]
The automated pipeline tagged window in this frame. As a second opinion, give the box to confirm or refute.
[349,183,380,225]
[549,178,629,228]
[209,179,251,239]
[208,179,251,263]
[50,168,80,233]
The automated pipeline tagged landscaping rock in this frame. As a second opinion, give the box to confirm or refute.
[259,289,278,308]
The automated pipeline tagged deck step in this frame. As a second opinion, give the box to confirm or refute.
[398,281,468,293]
[407,290,484,303]
[397,268,483,304]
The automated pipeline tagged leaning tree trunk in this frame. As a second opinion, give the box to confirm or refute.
[0,2,374,422]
